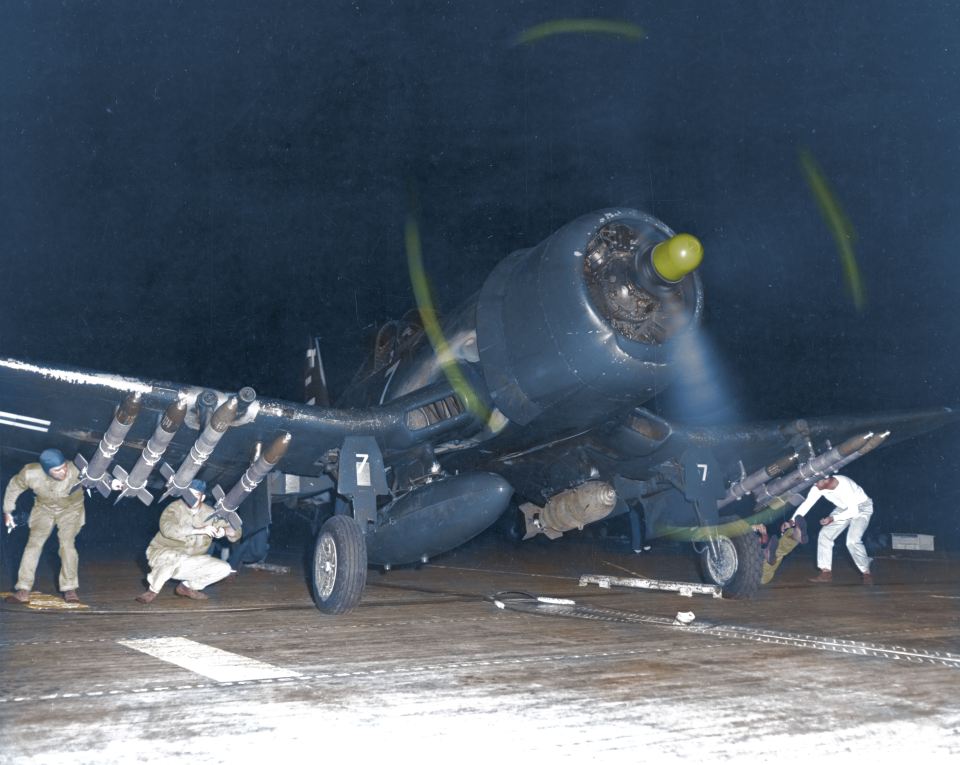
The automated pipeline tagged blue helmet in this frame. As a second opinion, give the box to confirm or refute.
[186,479,207,506]
[39,449,67,475]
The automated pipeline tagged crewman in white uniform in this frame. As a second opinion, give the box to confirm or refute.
[783,474,874,585]
[136,479,240,603]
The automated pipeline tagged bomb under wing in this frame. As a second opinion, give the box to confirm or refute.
[520,481,618,540]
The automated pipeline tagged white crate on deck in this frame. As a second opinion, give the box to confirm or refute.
[890,533,935,551]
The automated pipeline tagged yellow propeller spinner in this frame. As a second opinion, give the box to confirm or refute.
[651,233,703,283]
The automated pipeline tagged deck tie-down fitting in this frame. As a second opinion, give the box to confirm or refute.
[578,574,723,598]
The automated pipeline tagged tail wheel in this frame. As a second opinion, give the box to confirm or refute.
[312,515,367,614]
[698,518,762,599]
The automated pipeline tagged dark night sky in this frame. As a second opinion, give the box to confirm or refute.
[2,1,959,545]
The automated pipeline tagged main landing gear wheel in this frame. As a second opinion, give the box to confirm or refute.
[698,518,762,599]
[312,515,367,614]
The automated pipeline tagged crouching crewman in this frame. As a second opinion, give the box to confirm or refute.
[136,480,240,603]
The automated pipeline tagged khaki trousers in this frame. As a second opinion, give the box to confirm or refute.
[16,504,85,592]
[146,549,232,593]
[761,533,800,585]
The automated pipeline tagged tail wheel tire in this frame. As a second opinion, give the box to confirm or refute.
[698,518,762,599]
[312,515,367,614]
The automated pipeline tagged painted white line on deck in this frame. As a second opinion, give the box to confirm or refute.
[118,637,302,683]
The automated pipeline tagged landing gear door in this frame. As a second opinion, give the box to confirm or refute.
[679,446,725,530]
[336,436,390,531]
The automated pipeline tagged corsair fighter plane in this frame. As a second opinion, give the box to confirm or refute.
[1,208,955,613]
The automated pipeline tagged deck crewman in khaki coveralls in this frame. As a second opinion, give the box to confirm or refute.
[3,449,86,604]
[136,479,241,604]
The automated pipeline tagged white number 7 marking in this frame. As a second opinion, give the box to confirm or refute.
[697,463,708,481]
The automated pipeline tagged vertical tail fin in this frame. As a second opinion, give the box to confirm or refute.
[304,336,330,407]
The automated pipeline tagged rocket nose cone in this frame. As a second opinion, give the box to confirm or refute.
[651,234,703,282]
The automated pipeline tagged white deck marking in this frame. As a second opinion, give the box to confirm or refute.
[118,637,302,682]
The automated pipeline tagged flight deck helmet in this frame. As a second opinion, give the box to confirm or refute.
[187,479,207,507]
[39,448,67,475]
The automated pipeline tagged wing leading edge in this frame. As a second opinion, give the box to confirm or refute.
[0,356,477,509]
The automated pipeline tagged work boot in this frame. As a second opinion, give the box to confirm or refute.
[5,589,30,604]
[63,590,80,603]
[175,583,208,600]
[792,516,808,545]
[862,572,874,586]
[808,569,833,583]
[136,590,158,604]
[764,538,778,565]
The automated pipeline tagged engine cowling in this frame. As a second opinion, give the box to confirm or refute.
[475,208,703,428]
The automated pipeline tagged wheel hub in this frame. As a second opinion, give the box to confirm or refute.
[704,536,738,585]
[315,532,338,599]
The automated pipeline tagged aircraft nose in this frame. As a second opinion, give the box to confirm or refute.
[650,233,703,282]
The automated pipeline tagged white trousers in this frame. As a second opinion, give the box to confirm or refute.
[147,550,232,593]
[817,503,873,573]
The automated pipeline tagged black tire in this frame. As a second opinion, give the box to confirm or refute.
[698,518,762,599]
[311,515,368,614]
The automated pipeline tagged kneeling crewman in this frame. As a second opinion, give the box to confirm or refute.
[137,480,240,603]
